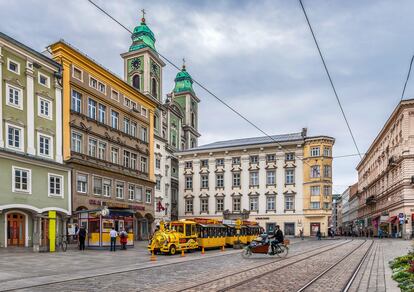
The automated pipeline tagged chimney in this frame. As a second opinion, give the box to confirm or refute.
[301,127,308,138]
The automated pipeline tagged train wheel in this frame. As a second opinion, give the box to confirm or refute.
[169,245,177,255]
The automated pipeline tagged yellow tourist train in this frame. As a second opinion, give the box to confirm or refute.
[148,218,262,255]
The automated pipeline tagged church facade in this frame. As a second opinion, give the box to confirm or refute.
[121,14,201,223]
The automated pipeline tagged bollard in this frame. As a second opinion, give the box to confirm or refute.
[181,248,185,257]
[150,250,157,261]
[201,246,205,254]
[221,245,225,252]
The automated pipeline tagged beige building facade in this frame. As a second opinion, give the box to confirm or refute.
[178,129,334,237]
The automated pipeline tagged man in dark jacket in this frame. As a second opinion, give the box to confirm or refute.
[78,226,87,251]
[270,225,284,254]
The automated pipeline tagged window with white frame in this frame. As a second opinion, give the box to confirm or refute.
[233,197,241,212]
[310,202,320,209]
[89,76,98,89]
[200,198,209,213]
[324,202,330,209]
[266,154,276,162]
[267,171,276,185]
[185,176,193,189]
[98,142,106,160]
[88,138,97,157]
[7,58,20,74]
[116,182,124,199]
[310,185,320,196]
[233,172,241,187]
[310,165,320,178]
[201,159,209,168]
[98,82,106,94]
[124,97,131,108]
[250,172,259,186]
[140,127,148,142]
[310,147,320,157]
[93,176,103,195]
[128,184,135,200]
[216,174,224,188]
[140,156,148,173]
[98,104,106,123]
[103,179,112,197]
[201,175,209,189]
[232,157,241,165]
[285,153,295,161]
[156,177,161,190]
[285,196,294,210]
[88,98,97,119]
[124,117,130,135]
[13,167,31,193]
[216,158,224,166]
[155,158,161,169]
[185,161,193,169]
[323,185,331,196]
[77,174,88,193]
[131,153,137,170]
[250,197,258,211]
[323,147,331,157]
[131,121,137,137]
[123,150,131,168]
[285,168,295,184]
[71,90,82,113]
[7,124,23,151]
[146,189,152,203]
[216,198,224,212]
[38,72,50,88]
[6,84,22,109]
[111,110,119,129]
[141,106,148,117]
[38,97,52,119]
[250,155,259,164]
[324,165,332,178]
[72,66,83,81]
[185,198,193,213]
[71,132,82,153]
[111,147,119,164]
[48,174,63,197]
[38,133,52,158]
[267,196,276,211]
[135,186,143,201]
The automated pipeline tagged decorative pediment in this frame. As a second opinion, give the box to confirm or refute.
[184,193,194,199]
[4,117,25,126]
[248,191,260,197]
[231,192,243,198]
[36,127,55,135]
[199,169,210,174]
[283,190,297,195]
[265,190,277,196]
[215,193,225,198]
[199,193,210,198]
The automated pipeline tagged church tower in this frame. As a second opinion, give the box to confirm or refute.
[121,11,165,100]
[170,61,200,149]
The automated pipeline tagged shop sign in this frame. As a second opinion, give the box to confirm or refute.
[255,217,270,220]
[223,219,236,225]
[89,199,145,211]
[129,205,145,211]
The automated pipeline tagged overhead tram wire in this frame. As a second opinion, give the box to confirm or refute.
[298,0,362,160]
[86,0,325,169]
[400,54,414,101]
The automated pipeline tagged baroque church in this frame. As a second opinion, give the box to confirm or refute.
[121,13,201,222]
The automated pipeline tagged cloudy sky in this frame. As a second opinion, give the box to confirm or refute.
[2,0,414,193]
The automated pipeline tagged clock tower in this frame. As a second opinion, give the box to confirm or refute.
[121,11,165,100]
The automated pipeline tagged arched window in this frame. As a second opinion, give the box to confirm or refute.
[154,115,158,130]
[151,78,158,98]
[132,75,140,90]
[191,112,195,127]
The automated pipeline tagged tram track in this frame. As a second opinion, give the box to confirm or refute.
[295,239,374,292]
[178,239,354,292]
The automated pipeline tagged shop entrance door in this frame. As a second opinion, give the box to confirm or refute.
[266,223,276,234]
[310,223,320,236]
[284,223,295,236]
[7,213,25,246]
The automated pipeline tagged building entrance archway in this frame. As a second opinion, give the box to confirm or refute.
[6,212,26,247]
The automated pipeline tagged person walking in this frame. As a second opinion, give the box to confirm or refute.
[316,230,322,240]
[378,228,383,239]
[120,228,128,250]
[110,227,118,252]
[299,228,304,240]
[77,226,86,251]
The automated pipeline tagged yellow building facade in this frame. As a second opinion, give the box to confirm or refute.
[302,137,335,236]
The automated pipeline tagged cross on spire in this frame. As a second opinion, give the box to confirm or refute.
[141,9,146,23]
[182,57,186,70]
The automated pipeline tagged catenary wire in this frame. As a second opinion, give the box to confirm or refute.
[86,0,329,170]
[400,54,414,101]
[298,0,362,160]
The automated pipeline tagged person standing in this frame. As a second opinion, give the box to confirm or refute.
[78,226,86,251]
[378,228,383,239]
[299,228,304,240]
[316,230,322,240]
[120,228,128,250]
[110,227,118,252]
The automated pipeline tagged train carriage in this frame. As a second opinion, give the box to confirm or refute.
[196,221,227,249]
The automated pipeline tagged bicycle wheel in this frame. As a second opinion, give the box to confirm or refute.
[276,245,288,258]
[241,247,252,258]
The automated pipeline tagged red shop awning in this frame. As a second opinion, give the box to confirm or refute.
[387,216,397,223]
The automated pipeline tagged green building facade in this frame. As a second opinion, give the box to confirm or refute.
[0,32,71,251]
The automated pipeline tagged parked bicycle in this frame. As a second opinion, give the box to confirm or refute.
[56,234,68,252]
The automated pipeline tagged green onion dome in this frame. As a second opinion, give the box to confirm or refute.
[173,64,194,94]
[129,16,156,52]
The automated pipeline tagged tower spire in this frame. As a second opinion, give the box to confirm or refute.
[182,57,186,70]
[141,8,146,24]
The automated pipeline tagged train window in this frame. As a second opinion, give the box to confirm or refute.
[186,224,192,236]
[192,224,196,236]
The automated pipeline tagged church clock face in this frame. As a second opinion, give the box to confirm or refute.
[131,58,141,70]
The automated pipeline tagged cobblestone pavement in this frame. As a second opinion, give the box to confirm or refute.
[5,239,341,292]
[1,238,410,292]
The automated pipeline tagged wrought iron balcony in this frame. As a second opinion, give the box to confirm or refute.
[366,195,376,205]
